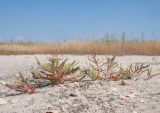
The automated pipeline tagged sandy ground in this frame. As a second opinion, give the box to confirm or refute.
[0,55,160,113]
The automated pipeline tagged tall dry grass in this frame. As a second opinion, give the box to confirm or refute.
[0,40,160,55]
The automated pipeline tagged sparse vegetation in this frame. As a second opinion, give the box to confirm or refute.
[1,72,36,94]
[2,55,158,94]
[84,55,150,81]
[84,55,118,80]
[31,56,84,84]
[115,63,150,80]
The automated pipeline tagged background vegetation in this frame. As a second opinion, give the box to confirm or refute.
[0,33,160,55]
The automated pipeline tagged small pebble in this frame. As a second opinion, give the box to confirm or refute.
[119,95,128,100]
[139,99,145,103]
[120,80,129,85]
[127,94,136,98]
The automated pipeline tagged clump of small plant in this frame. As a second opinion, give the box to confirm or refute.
[31,56,84,84]
[85,55,150,81]
[113,63,150,80]
[84,55,118,80]
[1,72,35,94]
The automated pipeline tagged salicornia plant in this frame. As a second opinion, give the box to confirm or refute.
[31,56,84,84]
[1,72,35,94]
[85,55,150,81]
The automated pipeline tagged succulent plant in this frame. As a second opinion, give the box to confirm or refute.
[1,72,35,94]
[31,56,84,84]
[85,55,150,81]
[84,55,118,80]
[115,63,150,80]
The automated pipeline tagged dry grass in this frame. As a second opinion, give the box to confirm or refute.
[0,40,160,55]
